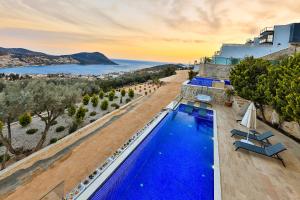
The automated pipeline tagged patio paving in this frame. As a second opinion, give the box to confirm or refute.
[215,104,300,200]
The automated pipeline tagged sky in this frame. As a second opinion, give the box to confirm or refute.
[0,0,300,63]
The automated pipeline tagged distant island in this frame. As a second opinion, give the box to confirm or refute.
[0,47,117,68]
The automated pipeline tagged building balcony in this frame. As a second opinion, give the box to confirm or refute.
[260,27,274,36]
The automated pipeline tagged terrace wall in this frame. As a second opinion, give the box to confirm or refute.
[233,96,300,141]
[181,82,225,104]
[261,45,300,60]
[199,63,233,80]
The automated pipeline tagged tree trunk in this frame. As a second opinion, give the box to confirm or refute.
[0,133,16,155]
[7,119,12,141]
[259,104,267,122]
[1,148,8,170]
[34,124,50,152]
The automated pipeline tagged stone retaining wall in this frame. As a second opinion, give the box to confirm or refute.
[199,63,233,80]
[232,96,300,141]
[262,46,300,60]
[181,81,225,104]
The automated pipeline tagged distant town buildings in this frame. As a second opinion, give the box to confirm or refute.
[211,22,300,65]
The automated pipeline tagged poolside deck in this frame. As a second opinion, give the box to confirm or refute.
[1,70,300,200]
[215,104,300,200]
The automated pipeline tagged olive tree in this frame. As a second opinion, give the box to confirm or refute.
[0,82,30,157]
[27,81,79,151]
[121,89,126,97]
[91,95,99,107]
[230,57,271,121]
[128,89,134,98]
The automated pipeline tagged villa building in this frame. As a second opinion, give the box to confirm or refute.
[212,22,300,65]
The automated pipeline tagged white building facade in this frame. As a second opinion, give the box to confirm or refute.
[212,23,300,65]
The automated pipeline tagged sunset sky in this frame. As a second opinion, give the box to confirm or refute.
[0,0,300,62]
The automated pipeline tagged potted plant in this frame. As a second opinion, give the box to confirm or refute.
[225,88,234,107]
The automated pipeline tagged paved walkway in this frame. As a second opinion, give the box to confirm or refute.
[2,71,188,200]
[215,104,300,200]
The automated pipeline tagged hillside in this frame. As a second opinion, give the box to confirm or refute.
[0,47,117,68]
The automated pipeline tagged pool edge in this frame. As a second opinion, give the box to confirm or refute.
[74,110,170,200]
[213,109,222,200]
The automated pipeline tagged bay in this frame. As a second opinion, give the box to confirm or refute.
[0,59,166,75]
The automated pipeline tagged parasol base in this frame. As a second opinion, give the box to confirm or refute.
[240,139,254,145]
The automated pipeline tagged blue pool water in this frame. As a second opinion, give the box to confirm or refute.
[89,104,214,200]
[189,76,230,87]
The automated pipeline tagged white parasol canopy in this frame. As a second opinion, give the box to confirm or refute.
[241,102,257,130]
[240,102,257,144]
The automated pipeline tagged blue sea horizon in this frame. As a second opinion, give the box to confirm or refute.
[0,59,167,75]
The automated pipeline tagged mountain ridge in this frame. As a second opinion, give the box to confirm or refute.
[0,47,117,68]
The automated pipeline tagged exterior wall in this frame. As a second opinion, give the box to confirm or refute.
[181,82,225,104]
[199,63,233,79]
[213,24,295,64]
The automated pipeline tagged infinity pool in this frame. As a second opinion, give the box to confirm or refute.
[189,77,230,87]
[89,104,215,200]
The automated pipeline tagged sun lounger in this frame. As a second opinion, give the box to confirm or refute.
[187,101,195,106]
[199,102,208,109]
[184,106,194,114]
[231,129,273,145]
[234,141,287,167]
[198,108,207,117]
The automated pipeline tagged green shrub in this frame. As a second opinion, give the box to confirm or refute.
[69,122,78,134]
[120,97,123,104]
[82,94,90,105]
[76,106,86,122]
[90,111,97,116]
[50,120,58,126]
[188,70,198,80]
[121,89,126,97]
[0,154,10,162]
[91,95,99,107]
[111,103,120,109]
[26,128,38,135]
[101,100,109,110]
[68,105,76,117]
[99,91,104,99]
[56,126,65,132]
[128,89,134,98]
[108,91,115,101]
[145,91,148,95]
[126,98,131,103]
[19,113,32,127]
[49,138,58,144]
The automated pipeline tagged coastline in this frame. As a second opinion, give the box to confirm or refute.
[0,62,181,78]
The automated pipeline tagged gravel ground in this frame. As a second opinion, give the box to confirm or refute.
[0,92,139,156]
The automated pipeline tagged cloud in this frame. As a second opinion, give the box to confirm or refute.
[0,0,300,62]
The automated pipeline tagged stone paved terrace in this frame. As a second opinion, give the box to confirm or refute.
[1,70,300,200]
[215,104,300,200]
